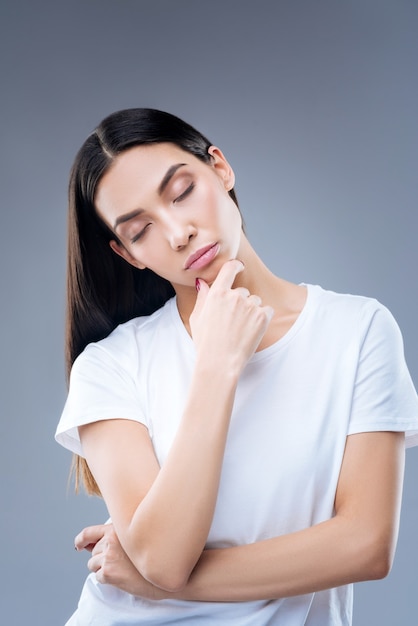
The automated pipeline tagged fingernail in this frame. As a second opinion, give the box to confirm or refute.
[195,278,201,291]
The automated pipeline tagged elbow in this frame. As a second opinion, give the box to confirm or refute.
[356,531,395,581]
[137,553,191,593]
[148,570,189,594]
[364,546,393,581]
[124,526,195,592]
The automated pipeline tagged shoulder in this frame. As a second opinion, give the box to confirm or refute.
[309,283,381,313]
[73,297,176,377]
[308,284,397,335]
[300,284,406,363]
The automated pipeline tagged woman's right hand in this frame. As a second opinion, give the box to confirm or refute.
[189,260,273,377]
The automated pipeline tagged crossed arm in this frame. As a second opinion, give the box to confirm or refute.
[76,262,406,601]
[76,429,404,601]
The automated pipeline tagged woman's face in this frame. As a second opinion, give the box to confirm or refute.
[95,142,243,292]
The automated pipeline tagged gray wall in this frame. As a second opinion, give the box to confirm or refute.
[1,1,417,624]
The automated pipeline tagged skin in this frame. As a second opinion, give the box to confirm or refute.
[76,142,405,599]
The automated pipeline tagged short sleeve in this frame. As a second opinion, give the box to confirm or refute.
[348,303,418,448]
[55,343,147,456]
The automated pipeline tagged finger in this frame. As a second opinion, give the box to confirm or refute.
[91,537,107,557]
[262,305,275,323]
[87,553,103,574]
[210,259,245,291]
[80,543,97,553]
[247,294,262,306]
[74,524,108,551]
[233,287,251,299]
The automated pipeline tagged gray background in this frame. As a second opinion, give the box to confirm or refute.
[1,1,417,624]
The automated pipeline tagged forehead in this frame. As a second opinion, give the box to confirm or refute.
[95,143,200,222]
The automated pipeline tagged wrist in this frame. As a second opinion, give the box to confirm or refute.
[194,354,241,387]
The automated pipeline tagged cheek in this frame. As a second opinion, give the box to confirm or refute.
[129,237,175,277]
[198,183,237,227]
[213,192,242,233]
[194,183,216,214]
[132,246,160,269]
[124,239,159,270]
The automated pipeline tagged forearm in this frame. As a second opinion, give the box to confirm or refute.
[169,431,403,601]
[123,362,239,590]
[174,514,391,602]
[86,433,403,602]
[105,513,390,602]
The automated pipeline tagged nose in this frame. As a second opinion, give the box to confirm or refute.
[163,214,196,250]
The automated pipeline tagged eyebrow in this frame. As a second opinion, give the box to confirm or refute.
[113,162,186,230]
[158,162,186,195]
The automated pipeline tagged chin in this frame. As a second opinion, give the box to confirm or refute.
[201,267,221,286]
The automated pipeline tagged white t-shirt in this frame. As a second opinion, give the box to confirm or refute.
[56,284,418,626]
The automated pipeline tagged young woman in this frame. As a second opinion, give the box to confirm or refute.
[55,108,418,625]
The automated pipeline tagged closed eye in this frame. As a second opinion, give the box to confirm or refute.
[174,182,195,204]
[131,223,151,244]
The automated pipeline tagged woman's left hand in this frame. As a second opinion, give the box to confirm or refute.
[75,523,166,599]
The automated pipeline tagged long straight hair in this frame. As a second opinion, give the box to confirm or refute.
[66,108,239,493]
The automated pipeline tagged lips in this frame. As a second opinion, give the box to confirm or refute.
[184,243,220,270]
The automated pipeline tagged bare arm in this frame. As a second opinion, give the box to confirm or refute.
[79,430,405,600]
[180,431,405,600]
[79,260,273,592]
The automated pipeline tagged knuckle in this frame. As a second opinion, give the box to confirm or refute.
[100,564,111,582]
[106,543,117,558]
[95,568,105,583]
[100,561,116,585]
[253,307,267,324]
[217,259,242,281]
[92,538,103,555]
[87,556,96,573]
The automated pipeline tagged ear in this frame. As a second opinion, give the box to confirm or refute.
[208,145,235,191]
[109,240,146,270]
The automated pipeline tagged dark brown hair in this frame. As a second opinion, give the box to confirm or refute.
[66,108,239,493]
